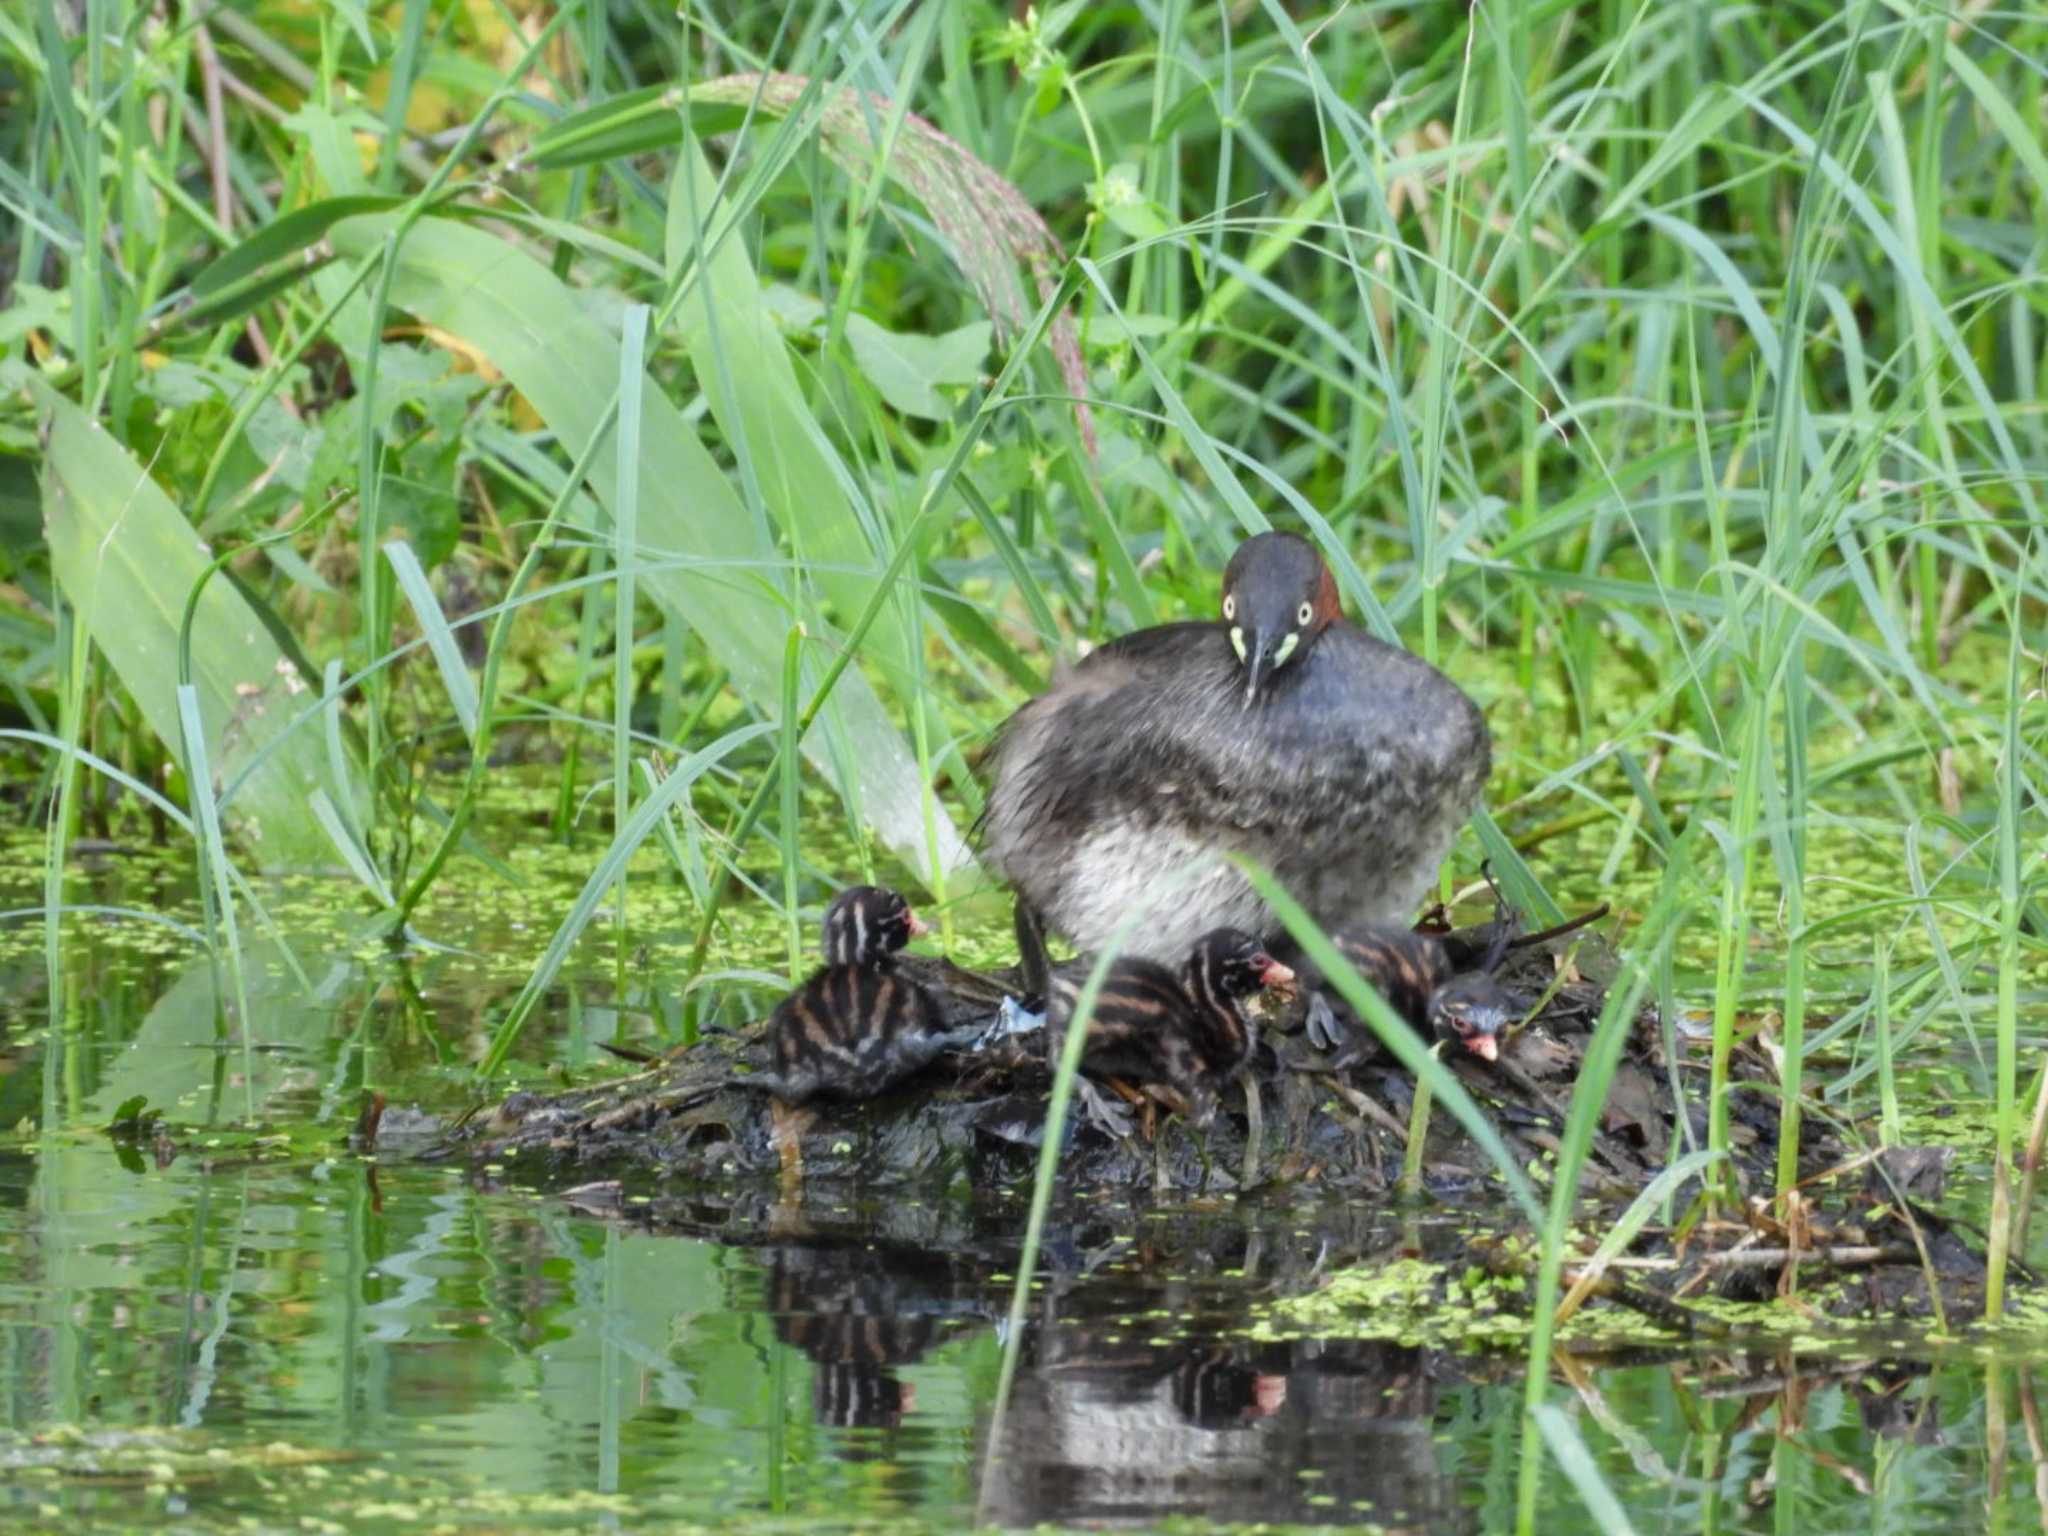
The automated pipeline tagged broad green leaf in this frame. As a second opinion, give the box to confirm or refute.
[380,431,462,566]
[39,388,342,866]
[843,314,992,420]
[327,212,975,880]
[0,452,46,559]
[0,281,65,347]
[760,283,825,335]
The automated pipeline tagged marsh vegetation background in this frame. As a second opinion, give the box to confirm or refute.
[1,0,2045,1530]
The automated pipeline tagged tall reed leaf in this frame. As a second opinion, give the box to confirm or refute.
[536,71,1092,447]
[1984,585,2029,1317]
[614,303,650,965]
[663,142,955,885]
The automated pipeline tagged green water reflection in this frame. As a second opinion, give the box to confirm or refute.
[8,1138,2048,1533]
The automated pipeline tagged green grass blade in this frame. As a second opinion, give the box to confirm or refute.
[664,139,962,890]
[1984,578,2028,1317]
[521,87,748,170]
[613,302,649,964]
[308,787,394,907]
[1244,862,1543,1223]
[384,539,479,744]
[777,625,804,980]
[1517,891,1676,1531]
[0,729,193,830]
[187,192,405,295]
[1532,1404,1640,1536]
[176,682,254,1120]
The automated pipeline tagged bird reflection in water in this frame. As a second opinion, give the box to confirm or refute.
[757,1231,1460,1528]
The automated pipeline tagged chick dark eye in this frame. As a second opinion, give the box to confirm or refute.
[1222,594,1236,621]
[1296,601,1313,626]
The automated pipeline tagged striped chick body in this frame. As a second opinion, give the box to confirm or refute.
[753,884,987,1105]
[1044,929,1282,1126]
[1044,955,1190,1086]
[767,961,960,1105]
[1329,927,1452,1026]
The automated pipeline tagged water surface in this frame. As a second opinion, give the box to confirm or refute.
[4,827,2046,1532]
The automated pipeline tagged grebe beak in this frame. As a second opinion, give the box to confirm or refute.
[1242,641,1270,706]
[1240,627,1298,706]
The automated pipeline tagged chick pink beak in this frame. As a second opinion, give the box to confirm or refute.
[1257,956,1297,992]
[906,910,930,938]
[1464,1033,1499,1063]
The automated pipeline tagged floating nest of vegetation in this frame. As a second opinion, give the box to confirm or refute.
[443,914,2003,1330]
[457,913,1738,1192]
